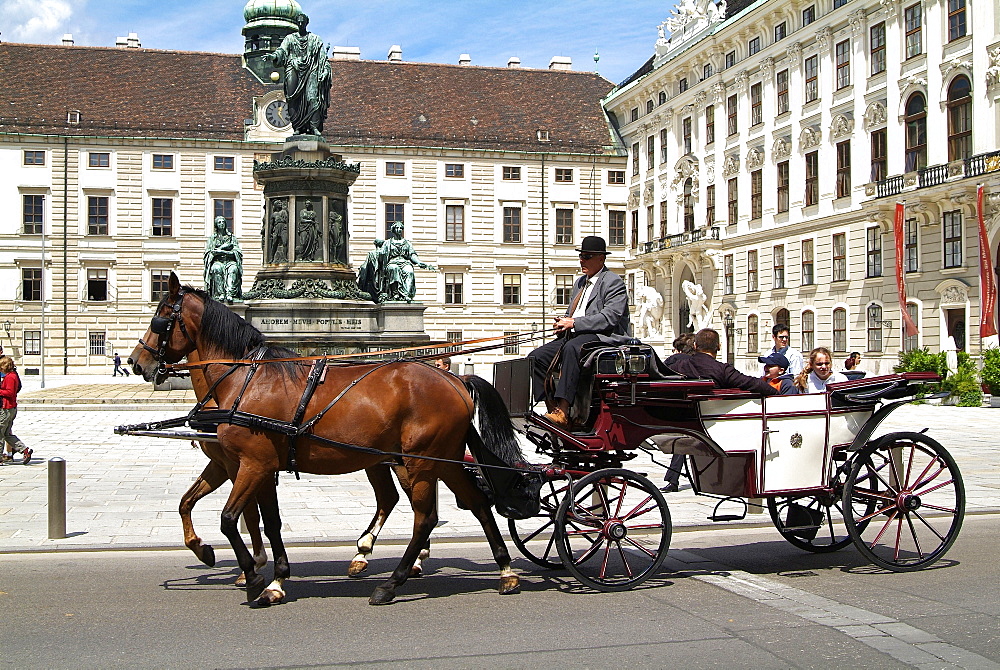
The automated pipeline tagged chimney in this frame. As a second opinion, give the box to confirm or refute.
[458,54,471,66]
[548,56,572,71]
[115,36,128,47]
[332,46,361,60]
[127,32,141,48]
[507,56,521,68]
[387,45,402,61]
[62,34,74,46]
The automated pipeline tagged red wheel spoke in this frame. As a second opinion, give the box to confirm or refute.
[919,503,957,514]
[621,496,657,522]
[623,535,657,559]
[893,510,905,561]
[905,513,925,559]
[913,477,955,498]
[599,542,612,579]
[870,460,901,496]
[904,444,917,491]
[623,523,664,531]
[911,467,948,494]
[867,509,899,548]
[612,480,627,518]
[574,535,606,565]
[886,447,903,490]
[909,457,943,492]
[858,503,898,524]
[616,542,634,578]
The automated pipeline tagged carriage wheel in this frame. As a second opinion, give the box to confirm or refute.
[768,459,876,553]
[554,468,671,591]
[844,432,965,572]
[508,476,569,569]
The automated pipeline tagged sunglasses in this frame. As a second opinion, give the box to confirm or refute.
[775,335,789,340]
[579,253,598,260]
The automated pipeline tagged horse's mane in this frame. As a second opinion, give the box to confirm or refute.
[179,285,303,378]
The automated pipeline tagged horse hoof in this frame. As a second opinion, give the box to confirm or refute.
[235,573,247,588]
[409,565,422,578]
[347,560,369,577]
[255,588,285,607]
[369,586,395,606]
[245,575,266,603]
[201,545,216,568]
[499,574,521,595]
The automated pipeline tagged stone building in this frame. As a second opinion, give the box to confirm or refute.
[0,1,627,374]
[603,0,1000,374]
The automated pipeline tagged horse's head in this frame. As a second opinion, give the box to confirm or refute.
[130,271,201,384]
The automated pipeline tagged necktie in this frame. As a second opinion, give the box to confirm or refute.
[570,279,592,319]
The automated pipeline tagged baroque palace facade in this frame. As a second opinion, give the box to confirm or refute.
[0,3,628,374]
[604,0,1000,374]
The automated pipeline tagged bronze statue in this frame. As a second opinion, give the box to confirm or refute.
[328,206,346,265]
[203,216,243,303]
[267,13,332,136]
[295,199,321,262]
[358,221,436,303]
[268,199,289,263]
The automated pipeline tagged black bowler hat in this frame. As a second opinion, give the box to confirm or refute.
[576,236,609,255]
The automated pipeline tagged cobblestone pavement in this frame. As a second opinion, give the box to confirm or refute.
[1,376,997,554]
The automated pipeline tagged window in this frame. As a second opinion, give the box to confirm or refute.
[871,129,888,182]
[750,83,762,126]
[748,250,758,292]
[870,23,886,75]
[556,208,573,244]
[502,274,521,305]
[386,161,405,176]
[802,5,815,25]
[555,274,574,306]
[905,4,922,59]
[833,233,847,281]
[632,143,640,176]
[748,37,760,56]
[150,270,171,302]
[502,206,521,243]
[705,105,715,145]
[646,100,654,114]
[727,95,738,136]
[152,198,172,236]
[777,161,790,213]
[943,210,963,268]
[89,332,106,357]
[682,117,692,154]
[555,168,573,183]
[833,0,847,8]
[704,63,714,79]
[213,199,234,232]
[659,91,667,105]
[801,311,815,352]
[804,55,819,102]
[660,129,669,163]
[385,203,405,236]
[904,303,919,351]
[23,194,44,234]
[445,204,464,241]
[904,93,927,172]
[947,75,972,162]
[21,268,42,301]
[631,211,639,249]
[836,141,851,198]
[773,244,785,289]
[23,150,45,165]
[214,156,235,171]
[750,170,763,220]
[776,70,789,114]
[833,308,847,352]
[866,226,882,278]
[835,40,851,89]
[445,163,464,178]
[905,218,919,272]
[679,77,688,93]
[775,22,786,42]
[647,205,654,241]
[24,330,41,356]
[608,170,625,185]
[89,152,110,168]
[630,108,639,123]
[867,304,883,352]
[444,273,463,304]
[660,201,669,238]
[446,331,462,353]
[948,0,966,41]
[88,196,109,235]
[727,177,739,226]
[724,255,734,294]
[647,136,655,168]
[805,151,819,206]
[748,315,759,353]
[725,51,736,68]
[683,179,695,231]
[152,154,174,170]
[706,184,716,225]
[801,239,814,285]
[609,210,626,246]
[504,332,519,356]
[87,268,108,301]
[503,166,521,181]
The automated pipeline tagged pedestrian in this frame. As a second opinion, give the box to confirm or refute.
[432,356,452,372]
[113,352,130,377]
[0,355,32,465]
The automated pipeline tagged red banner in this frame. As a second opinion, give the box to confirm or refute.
[894,203,919,337]
[978,185,997,338]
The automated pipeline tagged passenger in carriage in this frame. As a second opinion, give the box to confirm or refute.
[793,347,848,393]
[763,323,804,376]
[758,352,799,395]
[665,328,778,396]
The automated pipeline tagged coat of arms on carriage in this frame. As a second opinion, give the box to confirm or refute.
[790,432,803,448]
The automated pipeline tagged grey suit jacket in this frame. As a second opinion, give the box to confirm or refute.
[564,267,632,343]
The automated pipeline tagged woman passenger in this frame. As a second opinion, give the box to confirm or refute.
[794,347,848,393]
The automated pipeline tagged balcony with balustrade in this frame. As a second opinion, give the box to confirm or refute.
[867,150,1000,200]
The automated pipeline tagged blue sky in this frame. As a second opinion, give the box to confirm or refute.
[2,0,675,85]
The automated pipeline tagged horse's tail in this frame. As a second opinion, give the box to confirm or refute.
[462,375,524,466]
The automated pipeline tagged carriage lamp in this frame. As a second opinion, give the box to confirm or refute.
[2,320,9,336]
[723,313,734,330]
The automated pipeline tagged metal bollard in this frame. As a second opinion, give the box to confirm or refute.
[48,458,67,539]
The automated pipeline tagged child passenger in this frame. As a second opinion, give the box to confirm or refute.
[758,352,798,395]
[794,347,848,393]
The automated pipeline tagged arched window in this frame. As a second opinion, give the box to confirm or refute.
[905,93,927,172]
[658,91,667,105]
[947,76,972,161]
[748,314,759,353]
[833,308,847,352]
[775,308,791,334]
[646,99,655,114]
[683,178,695,232]
[801,310,815,352]
[904,302,919,351]
[867,303,883,352]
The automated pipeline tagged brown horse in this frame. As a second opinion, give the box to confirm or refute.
[130,272,523,606]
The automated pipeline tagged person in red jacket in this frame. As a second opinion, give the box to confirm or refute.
[0,356,32,465]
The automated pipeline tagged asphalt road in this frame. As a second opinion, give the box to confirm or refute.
[1,514,997,669]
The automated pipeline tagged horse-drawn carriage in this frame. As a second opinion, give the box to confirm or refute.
[121,275,964,605]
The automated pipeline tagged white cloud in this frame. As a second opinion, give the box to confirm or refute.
[2,0,77,43]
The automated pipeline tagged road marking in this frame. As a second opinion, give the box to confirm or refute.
[668,549,999,670]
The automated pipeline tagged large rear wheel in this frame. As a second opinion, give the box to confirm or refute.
[554,468,671,591]
[844,432,964,571]
[508,476,569,569]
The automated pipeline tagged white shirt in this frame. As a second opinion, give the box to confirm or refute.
[766,345,804,376]
[806,370,848,393]
[571,278,594,318]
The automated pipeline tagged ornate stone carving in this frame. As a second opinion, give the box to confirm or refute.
[900,74,927,89]
[941,56,972,76]
[772,137,792,160]
[863,101,887,130]
[710,82,726,104]
[694,91,707,106]
[941,286,967,305]
[849,9,866,35]
[734,70,748,92]
[255,156,361,174]
[760,57,774,79]
[681,104,695,114]
[244,277,371,301]
[671,156,700,192]
[664,107,675,123]
[703,248,723,270]
[643,183,655,205]
[829,114,854,140]
[988,47,1000,91]
[799,126,821,149]
[880,0,899,18]
[664,0,727,34]
[722,154,740,177]
[816,27,833,53]
[628,190,640,209]
[746,146,764,169]
[787,41,801,62]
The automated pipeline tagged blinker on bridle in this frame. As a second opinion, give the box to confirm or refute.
[137,288,193,374]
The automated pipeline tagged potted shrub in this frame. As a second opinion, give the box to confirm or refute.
[940,351,982,407]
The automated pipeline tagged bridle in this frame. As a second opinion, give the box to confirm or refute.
[136,288,196,376]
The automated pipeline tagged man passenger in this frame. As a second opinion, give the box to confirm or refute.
[763,323,804,376]
[667,328,778,396]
